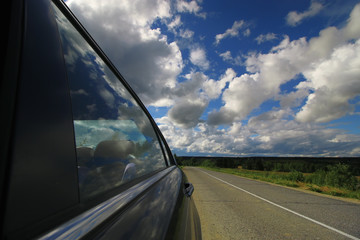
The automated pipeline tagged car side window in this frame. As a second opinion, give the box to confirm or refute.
[52,4,166,200]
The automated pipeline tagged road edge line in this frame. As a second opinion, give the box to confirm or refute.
[199,169,360,240]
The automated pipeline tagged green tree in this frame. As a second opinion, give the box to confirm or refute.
[287,171,305,182]
[201,159,216,168]
[306,164,359,191]
[325,164,358,190]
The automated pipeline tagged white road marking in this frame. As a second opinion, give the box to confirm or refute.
[199,169,360,240]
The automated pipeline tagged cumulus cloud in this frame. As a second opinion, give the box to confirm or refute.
[158,112,360,156]
[286,1,324,26]
[215,20,249,45]
[176,0,206,18]
[171,71,206,98]
[243,28,251,37]
[209,3,360,126]
[208,73,265,125]
[164,72,206,128]
[246,110,360,156]
[157,118,236,154]
[255,33,278,44]
[219,51,243,65]
[189,47,210,70]
[166,70,233,128]
[219,51,232,61]
[168,99,207,128]
[209,36,308,125]
[168,15,182,30]
[202,68,235,99]
[296,40,360,122]
[179,29,195,39]
[278,88,309,109]
[343,3,360,40]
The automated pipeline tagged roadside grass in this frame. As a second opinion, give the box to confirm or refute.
[198,166,360,200]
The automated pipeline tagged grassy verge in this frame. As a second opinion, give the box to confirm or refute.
[199,166,360,200]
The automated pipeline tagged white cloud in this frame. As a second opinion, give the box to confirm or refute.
[168,15,182,30]
[158,113,360,156]
[208,73,265,125]
[189,47,210,70]
[171,71,206,98]
[296,39,360,122]
[176,0,206,18]
[219,51,243,65]
[179,29,194,39]
[245,110,360,156]
[286,1,324,26]
[278,88,309,109]
[168,99,207,128]
[215,20,248,45]
[202,68,235,99]
[157,118,235,154]
[209,3,360,126]
[255,33,278,44]
[307,27,344,59]
[219,51,232,61]
[165,70,234,128]
[209,36,308,125]
[160,71,206,128]
[344,3,360,40]
[176,0,199,13]
[243,28,251,37]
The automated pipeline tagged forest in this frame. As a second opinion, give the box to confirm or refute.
[175,156,360,175]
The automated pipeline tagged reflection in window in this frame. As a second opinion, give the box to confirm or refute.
[52,4,166,200]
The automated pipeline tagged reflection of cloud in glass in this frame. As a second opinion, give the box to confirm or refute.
[74,120,146,149]
[52,3,167,200]
[99,88,115,108]
[55,5,155,134]
[74,119,166,180]
[70,89,89,96]
[59,20,144,123]
[54,5,123,119]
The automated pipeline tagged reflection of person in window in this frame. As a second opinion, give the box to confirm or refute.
[80,140,136,198]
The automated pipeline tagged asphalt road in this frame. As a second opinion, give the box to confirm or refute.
[183,167,360,240]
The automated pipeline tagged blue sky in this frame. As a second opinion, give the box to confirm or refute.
[66,0,360,157]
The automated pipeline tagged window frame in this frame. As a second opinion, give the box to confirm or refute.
[52,0,173,197]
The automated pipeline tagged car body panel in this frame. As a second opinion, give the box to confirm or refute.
[5,0,78,235]
[38,167,176,239]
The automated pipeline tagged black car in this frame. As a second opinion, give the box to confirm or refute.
[0,0,201,239]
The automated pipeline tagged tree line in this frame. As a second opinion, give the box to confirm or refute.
[175,156,360,175]
[175,156,360,191]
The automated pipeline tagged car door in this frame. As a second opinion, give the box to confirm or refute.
[1,0,201,239]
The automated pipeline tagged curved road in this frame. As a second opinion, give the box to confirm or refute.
[183,167,360,240]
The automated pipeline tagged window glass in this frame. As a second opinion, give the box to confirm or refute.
[52,4,166,200]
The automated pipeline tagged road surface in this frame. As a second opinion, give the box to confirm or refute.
[183,167,360,240]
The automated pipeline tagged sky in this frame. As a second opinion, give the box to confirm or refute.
[66,0,360,157]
